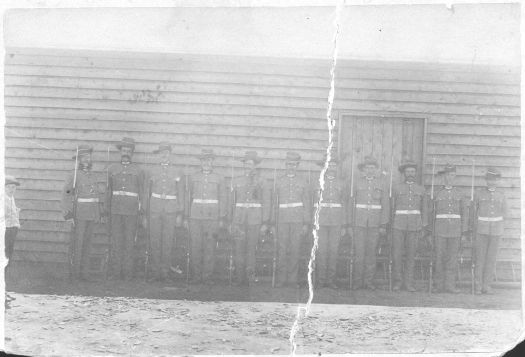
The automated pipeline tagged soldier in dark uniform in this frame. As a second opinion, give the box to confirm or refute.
[272,151,310,288]
[350,156,389,290]
[105,137,145,280]
[187,149,227,284]
[61,145,104,281]
[230,151,270,286]
[473,167,507,294]
[391,159,428,292]
[313,154,347,289]
[143,142,184,281]
[432,164,469,293]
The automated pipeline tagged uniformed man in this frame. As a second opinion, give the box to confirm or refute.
[350,156,389,290]
[187,149,227,284]
[143,142,184,281]
[391,159,428,292]
[432,164,469,293]
[61,145,104,281]
[105,137,145,281]
[230,151,270,286]
[472,167,507,294]
[272,151,310,288]
[314,154,348,289]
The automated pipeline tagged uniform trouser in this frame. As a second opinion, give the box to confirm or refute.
[189,219,218,282]
[69,219,96,278]
[5,227,18,261]
[435,235,460,290]
[317,225,341,284]
[353,226,379,287]
[474,233,500,291]
[149,212,177,278]
[233,223,259,283]
[110,214,138,279]
[392,229,419,288]
[277,222,303,285]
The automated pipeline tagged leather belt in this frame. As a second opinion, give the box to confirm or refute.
[314,203,342,208]
[279,202,303,208]
[436,214,460,219]
[236,203,262,208]
[151,193,177,200]
[478,216,503,222]
[193,199,219,204]
[77,198,99,203]
[113,191,138,197]
[395,210,421,215]
[356,204,381,210]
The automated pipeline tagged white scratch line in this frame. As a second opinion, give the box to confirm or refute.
[288,1,345,355]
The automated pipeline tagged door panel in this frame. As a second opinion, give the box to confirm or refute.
[338,114,426,187]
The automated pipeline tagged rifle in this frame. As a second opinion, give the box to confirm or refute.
[271,167,278,288]
[104,145,111,281]
[469,160,476,294]
[185,166,191,285]
[144,176,151,283]
[348,151,355,290]
[68,146,79,282]
[228,153,235,286]
[388,151,394,292]
[428,157,436,294]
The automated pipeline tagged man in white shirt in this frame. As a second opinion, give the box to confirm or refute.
[3,175,21,263]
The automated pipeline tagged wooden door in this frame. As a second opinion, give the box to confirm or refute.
[337,114,426,187]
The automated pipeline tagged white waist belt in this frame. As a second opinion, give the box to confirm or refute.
[151,193,177,200]
[113,191,138,197]
[356,204,381,210]
[315,203,342,208]
[77,198,99,203]
[396,210,421,215]
[279,202,303,208]
[193,199,219,204]
[236,203,262,208]
[436,214,460,219]
[478,216,503,222]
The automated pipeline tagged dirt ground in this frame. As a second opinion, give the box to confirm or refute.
[4,263,524,355]
[5,291,523,356]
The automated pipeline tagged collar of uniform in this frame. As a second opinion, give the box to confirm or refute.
[286,174,295,178]
[327,175,335,180]
[365,176,375,181]
[488,187,496,192]
[121,160,131,165]
[160,162,170,166]
[405,180,415,184]
[444,185,453,190]
[202,169,212,175]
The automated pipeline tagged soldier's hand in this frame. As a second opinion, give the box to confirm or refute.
[183,219,189,230]
[341,227,346,237]
[260,224,268,234]
[175,214,183,227]
[302,224,309,236]
[142,216,148,228]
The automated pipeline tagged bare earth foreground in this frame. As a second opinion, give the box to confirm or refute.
[5,292,523,356]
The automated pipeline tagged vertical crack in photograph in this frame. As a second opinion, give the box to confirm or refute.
[288,1,345,355]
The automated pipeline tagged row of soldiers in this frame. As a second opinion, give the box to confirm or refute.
[61,137,507,294]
